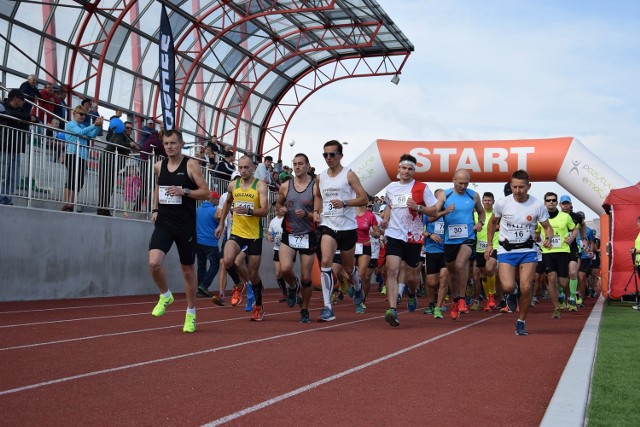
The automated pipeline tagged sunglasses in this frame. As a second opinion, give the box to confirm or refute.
[76,112,86,116]
[545,199,557,202]
[322,152,340,158]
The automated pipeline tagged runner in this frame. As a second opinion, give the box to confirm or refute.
[354,199,381,313]
[275,153,319,323]
[148,130,210,333]
[487,170,553,336]
[266,202,287,303]
[379,154,439,326]
[473,192,500,312]
[313,140,368,322]
[215,155,269,321]
[422,189,449,319]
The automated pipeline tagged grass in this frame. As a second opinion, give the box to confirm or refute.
[587,300,640,426]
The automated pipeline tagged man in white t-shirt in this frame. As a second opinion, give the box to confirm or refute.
[379,154,441,327]
[487,169,553,336]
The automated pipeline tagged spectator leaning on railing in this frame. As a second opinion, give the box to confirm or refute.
[0,89,38,205]
[61,105,103,212]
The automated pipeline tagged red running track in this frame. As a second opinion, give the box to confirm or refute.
[0,290,596,426]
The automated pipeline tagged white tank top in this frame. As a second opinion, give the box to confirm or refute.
[319,167,357,231]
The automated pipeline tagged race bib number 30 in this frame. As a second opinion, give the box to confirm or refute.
[448,224,468,239]
[159,186,182,205]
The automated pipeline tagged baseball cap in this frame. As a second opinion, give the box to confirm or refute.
[560,195,572,204]
[210,191,220,199]
[230,170,240,180]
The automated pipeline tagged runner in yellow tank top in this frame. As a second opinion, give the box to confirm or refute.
[215,155,269,321]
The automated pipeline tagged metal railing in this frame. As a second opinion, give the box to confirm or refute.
[0,118,278,225]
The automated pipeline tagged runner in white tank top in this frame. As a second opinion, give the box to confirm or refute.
[312,140,369,322]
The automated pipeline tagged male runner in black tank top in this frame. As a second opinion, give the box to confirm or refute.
[148,130,210,333]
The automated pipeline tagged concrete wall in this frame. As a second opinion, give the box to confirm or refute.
[0,205,281,301]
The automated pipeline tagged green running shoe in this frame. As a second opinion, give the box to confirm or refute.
[182,312,196,333]
[152,293,174,317]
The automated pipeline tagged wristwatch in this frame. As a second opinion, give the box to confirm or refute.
[343,200,349,207]
[183,188,191,196]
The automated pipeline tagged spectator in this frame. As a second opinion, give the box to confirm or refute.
[255,155,273,184]
[213,150,235,181]
[273,159,283,174]
[53,87,68,126]
[141,119,156,144]
[196,191,222,297]
[206,135,226,161]
[137,129,165,212]
[270,170,281,192]
[46,117,65,163]
[97,115,138,216]
[19,74,40,114]
[278,166,292,184]
[37,82,56,125]
[123,121,141,152]
[80,99,93,126]
[122,164,142,218]
[61,105,103,211]
[0,89,38,205]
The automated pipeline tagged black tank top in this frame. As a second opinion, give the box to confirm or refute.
[157,156,197,232]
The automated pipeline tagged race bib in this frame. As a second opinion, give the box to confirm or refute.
[434,222,445,235]
[355,242,364,255]
[505,227,528,243]
[448,224,468,239]
[273,233,282,250]
[392,194,411,208]
[477,240,488,251]
[551,235,563,248]
[235,200,254,216]
[322,200,343,217]
[288,233,309,249]
[158,186,182,205]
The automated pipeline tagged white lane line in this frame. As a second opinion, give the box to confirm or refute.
[203,314,500,426]
[0,300,160,315]
[0,314,393,396]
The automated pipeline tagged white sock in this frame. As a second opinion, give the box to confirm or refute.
[186,307,196,315]
[350,267,362,291]
[398,283,406,297]
[321,267,334,308]
[162,291,171,298]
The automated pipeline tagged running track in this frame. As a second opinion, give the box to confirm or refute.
[0,291,596,426]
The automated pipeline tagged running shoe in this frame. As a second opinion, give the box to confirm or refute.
[568,298,578,312]
[197,286,211,298]
[470,299,480,311]
[552,309,561,319]
[558,294,566,310]
[407,296,417,312]
[576,294,583,306]
[433,307,443,319]
[355,303,365,314]
[340,278,349,294]
[450,299,460,320]
[380,285,387,296]
[246,283,255,300]
[423,303,435,315]
[212,294,226,306]
[397,294,402,305]
[318,307,335,322]
[331,293,338,305]
[515,320,528,336]
[488,294,496,308]
[590,289,597,298]
[250,305,264,321]
[286,282,299,308]
[500,305,512,313]
[459,299,469,314]
[483,300,492,312]
[230,284,245,306]
[337,290,344,301]
[151,293,174,317]
[506,292,518,313]
[532,296,540,305]
[296,294,303,307]
[183,312,196,333]
[385,308,400,327]
[299,309,311,323]
[348,285,355,299]
[353,288,364,306]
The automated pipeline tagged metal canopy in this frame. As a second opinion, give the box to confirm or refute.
[0,0,413,158]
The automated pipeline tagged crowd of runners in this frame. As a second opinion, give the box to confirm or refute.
[146,131,601,336]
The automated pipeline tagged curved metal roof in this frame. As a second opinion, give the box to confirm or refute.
[0,0,413,158]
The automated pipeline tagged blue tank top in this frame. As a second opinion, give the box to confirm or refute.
[423,216,445,254]
[443,188,477,244]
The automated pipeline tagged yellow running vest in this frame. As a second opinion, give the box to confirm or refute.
[231,178,263,239]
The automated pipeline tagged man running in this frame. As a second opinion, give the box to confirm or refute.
[442,169,485,320]
[148,130,210,333]
[275,153,320,323]
[487,170,553,336]
[379,154,440,326]
[473,192,500,311]
[215,156,269,321]
[313,140,368,322]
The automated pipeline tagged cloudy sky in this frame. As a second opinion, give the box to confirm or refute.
[284,0,640,219]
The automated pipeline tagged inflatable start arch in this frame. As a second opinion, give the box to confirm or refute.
[347,137,631,215]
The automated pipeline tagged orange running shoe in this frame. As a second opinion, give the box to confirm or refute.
[458,299,469,314]
[450,299,460,320]
[488,294,496,309]
[250,305,264,321]
[230,284,245,306]
[483,300,492,312]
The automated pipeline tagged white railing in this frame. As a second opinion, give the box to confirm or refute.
[0,119,279,225]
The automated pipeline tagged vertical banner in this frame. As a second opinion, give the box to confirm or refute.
[159,4,175,130]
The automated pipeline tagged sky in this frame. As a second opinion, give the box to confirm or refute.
[284,0,640,220]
